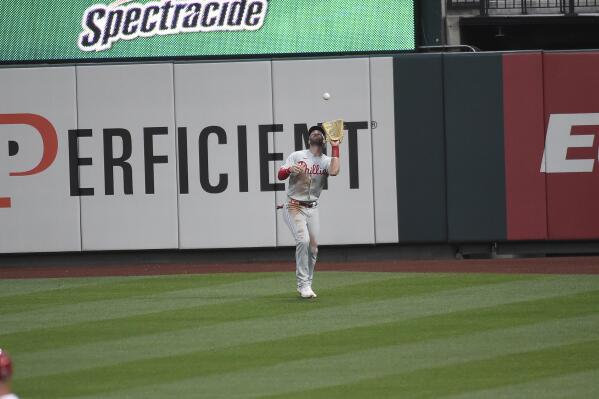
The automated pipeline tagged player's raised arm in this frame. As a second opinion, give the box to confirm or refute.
[329,140,340,176]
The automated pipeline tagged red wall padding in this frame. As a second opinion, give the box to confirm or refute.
[543,52,599,239]
[502,52,548,240]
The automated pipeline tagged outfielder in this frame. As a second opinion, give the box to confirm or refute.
[278,125,340,298]
[0,349,18,399]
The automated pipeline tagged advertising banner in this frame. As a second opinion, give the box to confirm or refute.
[0,0,415,63]
[5,51,599,254]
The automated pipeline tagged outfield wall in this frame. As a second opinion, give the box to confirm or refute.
[1,51,598,253]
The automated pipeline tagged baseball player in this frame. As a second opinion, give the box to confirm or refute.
[0,349,19,399]
[277,125,340,298]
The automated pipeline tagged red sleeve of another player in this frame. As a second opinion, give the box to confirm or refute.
[278,166,291,180]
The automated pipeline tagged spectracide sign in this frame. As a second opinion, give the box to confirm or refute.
[78,0,269,52]
[0,0,416,63]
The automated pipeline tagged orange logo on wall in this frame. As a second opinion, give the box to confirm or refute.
[0,114,58,208]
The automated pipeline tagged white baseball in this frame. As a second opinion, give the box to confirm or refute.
[323,92,331,100]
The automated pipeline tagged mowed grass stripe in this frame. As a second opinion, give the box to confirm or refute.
[1,272,396,334]
[445,368,599,399]
[14,275,595,380]
[0,275,150,298]
[0,273,264,315]
[262,340,599,399]
[68,314,599,399]
[15,289,599,398]
[1,273,528,353]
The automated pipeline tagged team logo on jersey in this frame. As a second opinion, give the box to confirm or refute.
[297,161,328,176]
[78,0,269,52]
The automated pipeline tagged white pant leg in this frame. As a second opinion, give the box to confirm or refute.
[283,203,310,288]
[306,206,320,286]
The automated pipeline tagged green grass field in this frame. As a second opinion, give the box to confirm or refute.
[1,271,599,398]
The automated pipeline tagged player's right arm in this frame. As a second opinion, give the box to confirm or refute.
[278,152,303,180]
[278,153,294,180]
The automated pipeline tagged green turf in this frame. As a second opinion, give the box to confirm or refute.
[1,271,598,398]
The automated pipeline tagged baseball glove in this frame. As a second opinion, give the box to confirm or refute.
[322,119,344,144]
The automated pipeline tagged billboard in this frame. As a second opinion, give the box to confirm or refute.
[0,0,416,63]
[8,51,599,254]
[0,57,400,253]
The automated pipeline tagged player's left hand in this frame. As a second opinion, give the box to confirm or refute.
[290,164,305,174]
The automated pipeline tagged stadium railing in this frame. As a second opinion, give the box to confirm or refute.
[446,0,599,15]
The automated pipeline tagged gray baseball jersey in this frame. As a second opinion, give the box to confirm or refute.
[282,149,332,202]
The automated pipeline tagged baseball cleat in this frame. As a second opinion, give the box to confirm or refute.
[299,286,317,298]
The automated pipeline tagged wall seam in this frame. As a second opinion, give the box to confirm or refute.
[541,51,550,241]
[171,63,182,250]
[441,54,450,243]
[75,66,84,252]
[270,60,279,247]
[368,57,377,244]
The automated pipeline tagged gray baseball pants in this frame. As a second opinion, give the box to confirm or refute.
[283,201,320,289]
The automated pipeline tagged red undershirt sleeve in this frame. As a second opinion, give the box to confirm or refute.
[278,166,291,180]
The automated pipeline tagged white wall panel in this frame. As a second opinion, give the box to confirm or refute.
[0,67,81,253]
[370,57,399,243]
[272,58,375,246]
[174,61,276,248]
[76,64,178,250]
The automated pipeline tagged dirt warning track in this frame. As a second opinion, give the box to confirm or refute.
[1,256,599,278]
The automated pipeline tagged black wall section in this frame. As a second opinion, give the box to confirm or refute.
[418,1,443,46]
[443,53,507,242]
[460,16,599,51]
[394,54,447,242]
